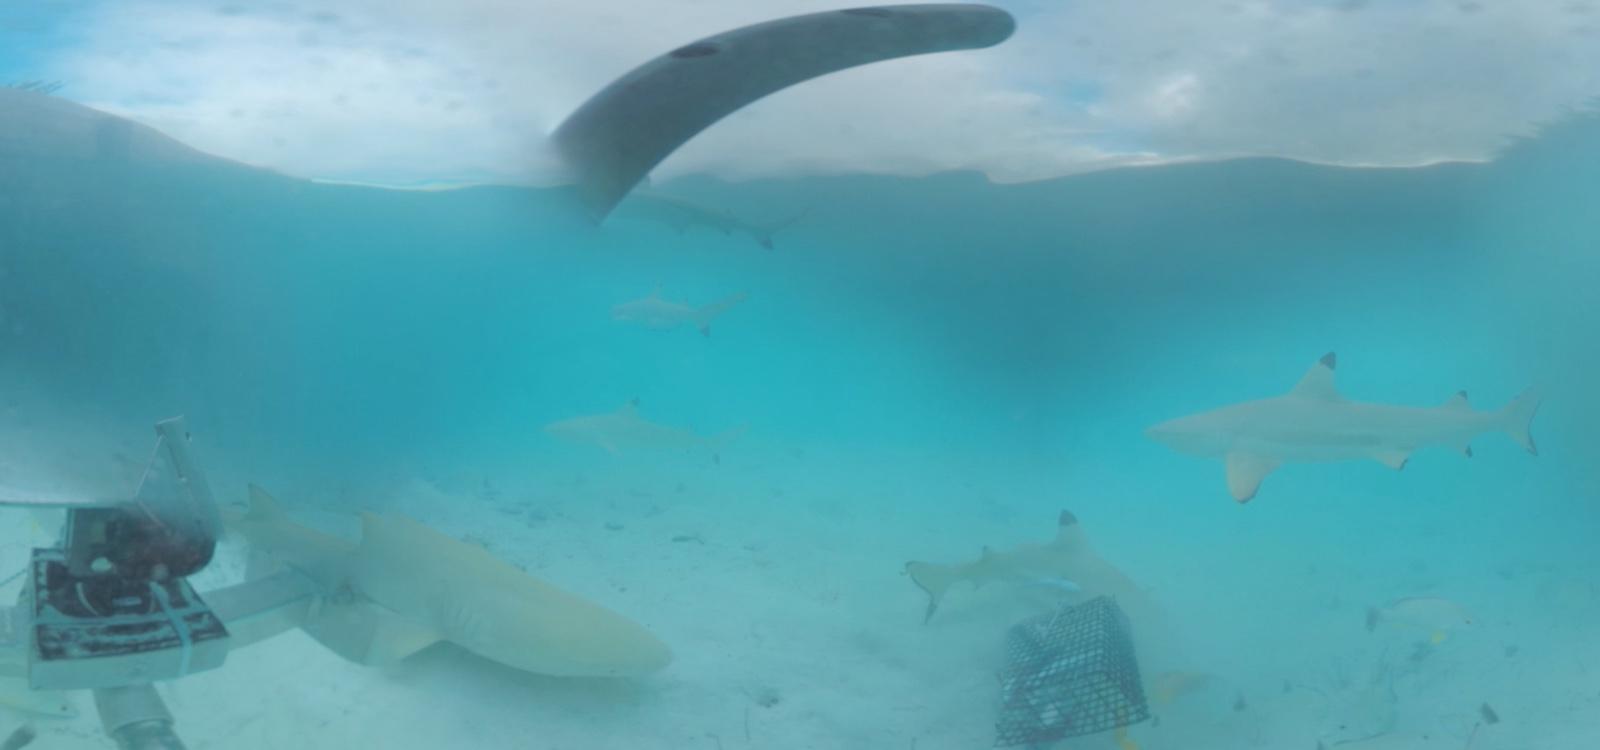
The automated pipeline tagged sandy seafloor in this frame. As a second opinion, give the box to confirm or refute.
[1,399,1597,749]
[2,92,1599,749]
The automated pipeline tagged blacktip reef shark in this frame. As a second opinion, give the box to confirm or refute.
[905,510,1156,625]
[612,286,748,336]
[614,192,809,250]
[1146,353,1541,503]
[544,400,745,463]
[905,510,1185,708]
[227,486,671,678]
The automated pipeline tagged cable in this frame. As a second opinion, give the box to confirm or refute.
[147,583,192,678]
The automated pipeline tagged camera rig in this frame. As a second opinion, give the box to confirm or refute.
[0,417,323,749]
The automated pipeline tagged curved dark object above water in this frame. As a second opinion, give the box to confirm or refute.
[551,4,1016,221]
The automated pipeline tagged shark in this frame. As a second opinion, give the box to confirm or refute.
[611,286,748,337]
[1146,353,1541,503]
[544,400,744,463]
[226,485,672,678]
[612,192,808,249]
[905,510,1155,625]
[905,510,1182,686]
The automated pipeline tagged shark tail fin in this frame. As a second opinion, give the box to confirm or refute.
[904,561,962,624]
[695,292,749,336]
[1499,388,1541,456]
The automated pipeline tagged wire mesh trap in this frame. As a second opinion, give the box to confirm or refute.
[994,596,1150,747]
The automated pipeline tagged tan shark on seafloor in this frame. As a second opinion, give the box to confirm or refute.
[1146,352,1541,503]
[227,485,672,677]
[613,191,809,249]
[544,399,745,463]
[611,286,748,337]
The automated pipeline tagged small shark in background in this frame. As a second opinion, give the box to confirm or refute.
[613,191,809,250]
[228,486,672,677]
[544,399,745,463]
[1146,352,1541,503]
[612,286,748,337]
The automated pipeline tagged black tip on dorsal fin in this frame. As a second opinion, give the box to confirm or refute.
[1058,510,1078,527]
[1457,390,1469,399]
[1320,352,1337,370]
[629,397,641,407]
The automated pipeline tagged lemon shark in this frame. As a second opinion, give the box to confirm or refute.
[611,286,748,337]
[227,485,671,677]
[544,400,744,462]
[1146,353,1541,503]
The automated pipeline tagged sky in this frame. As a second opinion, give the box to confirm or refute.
[3,0,1599,186]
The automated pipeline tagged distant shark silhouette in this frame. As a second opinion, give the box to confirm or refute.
[544,400,745,463]
[611,286,747,336]
[615,192,808,250]
[1146,352,1541,502]
[228,486,672,677]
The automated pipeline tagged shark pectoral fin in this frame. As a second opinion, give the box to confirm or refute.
[362,613,444,665]
[1225,452,1279,503]
[302,597,442,667]
[246,483,287,521]
[1373,449,1411,471]
[905,561,957,624]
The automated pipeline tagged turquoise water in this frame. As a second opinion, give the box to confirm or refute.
[1,87,1597,747]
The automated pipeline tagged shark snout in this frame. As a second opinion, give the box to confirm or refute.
[1144,417,1217,456]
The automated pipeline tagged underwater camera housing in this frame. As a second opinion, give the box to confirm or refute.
[15,418,230,690]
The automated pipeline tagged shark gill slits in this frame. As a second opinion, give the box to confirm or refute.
[670,42,720,59]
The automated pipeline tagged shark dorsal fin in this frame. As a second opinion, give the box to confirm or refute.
[1289,352,1341,401]
[246,483,286,522]
[1443,390,1470,410]
[1053,510,1080,544]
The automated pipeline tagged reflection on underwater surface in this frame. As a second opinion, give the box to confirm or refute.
[1,77,1599,750]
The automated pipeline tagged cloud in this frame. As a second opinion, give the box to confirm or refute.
[38,0,1600,185]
